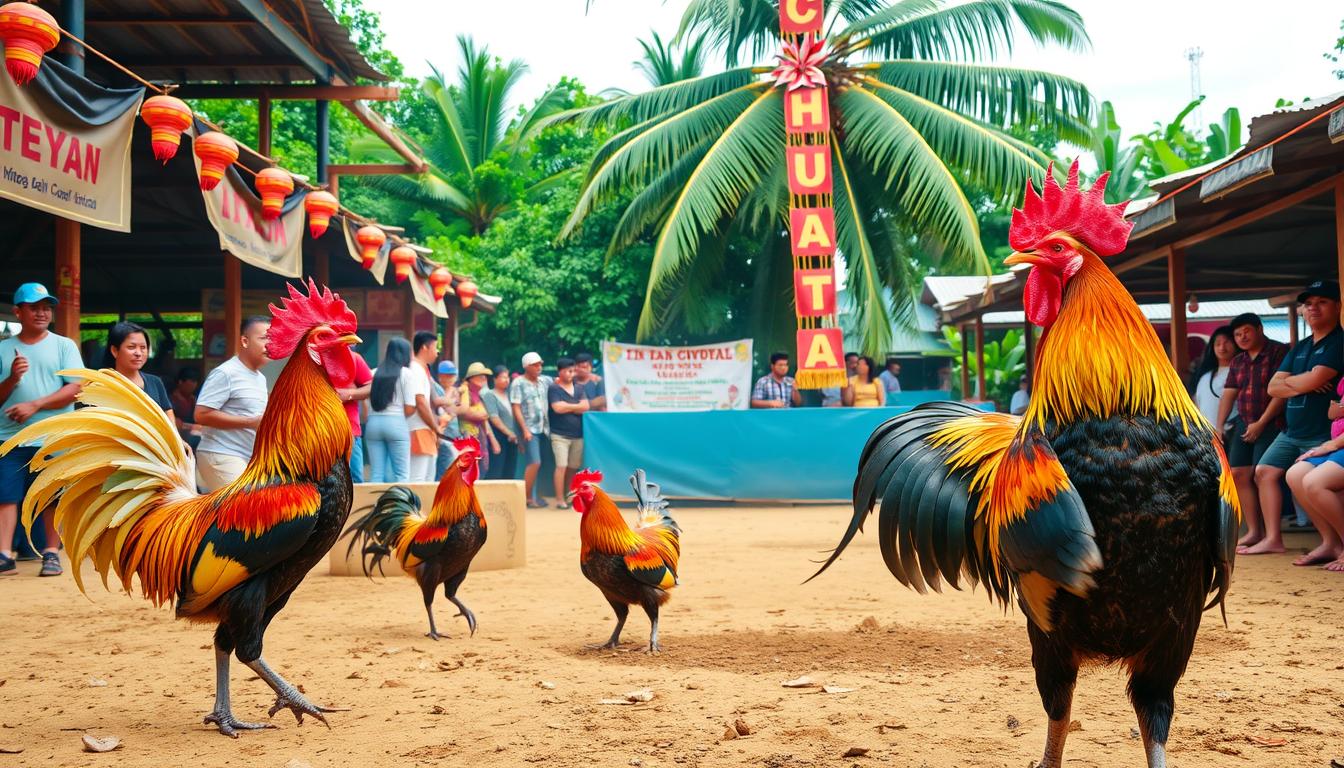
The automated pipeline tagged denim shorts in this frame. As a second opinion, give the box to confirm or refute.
[1260,432,1331,471]
[521,433,544,466]
[0,446,38,505]
[1306,448,1344,468]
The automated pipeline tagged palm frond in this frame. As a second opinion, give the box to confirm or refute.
[832,143,891,356]
[423,62,474,177]
[606,145,711,257]
[545,68,760,131]
[859,0,1090,62]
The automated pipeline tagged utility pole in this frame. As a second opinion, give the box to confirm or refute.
[1184,47,1203,126]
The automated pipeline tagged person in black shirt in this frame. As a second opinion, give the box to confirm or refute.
[548,357,589,510]
[1248,280,1344,555]
[105,321,173,415]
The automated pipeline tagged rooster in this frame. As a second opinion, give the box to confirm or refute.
[571,469,680,653]
[0,280,361,738]
[343,437,487,639]
[812,162,1239,768]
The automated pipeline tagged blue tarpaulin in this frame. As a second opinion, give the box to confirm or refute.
[583,400,992,502]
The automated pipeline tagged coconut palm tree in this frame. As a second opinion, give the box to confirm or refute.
[358,35,568,236]
[634,30,708,87]
[555,0,1094,355]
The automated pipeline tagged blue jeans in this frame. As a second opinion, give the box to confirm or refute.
[349,436,365,483]
[365,414,410,483]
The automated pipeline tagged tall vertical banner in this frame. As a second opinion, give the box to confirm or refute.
[777,1,845,389]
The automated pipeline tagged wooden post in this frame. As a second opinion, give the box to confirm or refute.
[1289,304,1300,345]
[313,246,329,287]
[1336,178,1344,300]
[402,291,417,340]
[1023,320,1035,384]
[1168,248,1189,377]
[54,220,80,338]
[444,303,459,363]
[258,95,272,156]
[960,324,971,400]
[224,253,241,358]
[974,316,986,401]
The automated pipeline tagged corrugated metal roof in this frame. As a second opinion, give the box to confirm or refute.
[980,299,1287,326]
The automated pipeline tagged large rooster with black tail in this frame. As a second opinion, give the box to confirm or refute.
[343,438,487,639]
[0,280,361,737]
[812,162,1239,768]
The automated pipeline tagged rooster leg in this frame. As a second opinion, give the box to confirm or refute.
[444,571,477,636]
[245,658,332,728]
[203,648,274,738]
[421,579,443,640]
[1128,657,1183,768]
[643,602,662,655]
[1027,623,1078,768]
[586,599,628,650]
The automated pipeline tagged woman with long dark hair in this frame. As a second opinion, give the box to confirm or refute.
[1190,325,1237,430]
[104,321,172,417]
[843,356,885,408]
[365,337,417,482]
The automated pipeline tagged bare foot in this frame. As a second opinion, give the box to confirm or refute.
[1293,545,1341,566]
[1236,531,1263,548]
[1239,539,1286,555]
[1324,559,1344,572]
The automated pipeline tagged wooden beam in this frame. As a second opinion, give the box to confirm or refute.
[403,289,417,341]
[115,56,297,68]
[1112,245,1172,277]
[172,84,400,101]
[1171,173,1342,252]
[224,253,241,358]
[1168,248,1189,377]
[86,16,255,26]
[444,304,459,364]
[54,220,80,338]
[234,0,335,81]
[960,325,970,400]
[340,99,425,171]
[1289,304,1300,345]
[975,317,986,402]
[326,163,419,176]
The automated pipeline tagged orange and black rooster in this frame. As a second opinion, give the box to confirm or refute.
[813,163,1239,768]
[572,469,680,653]
[343,437,487,639]
[0,280,361,737]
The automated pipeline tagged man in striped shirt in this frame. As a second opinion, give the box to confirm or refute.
[751,352,802,409]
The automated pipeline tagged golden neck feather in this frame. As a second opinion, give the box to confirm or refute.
[581,493,641,555]
[1023,254,1206,433]
[240,349,352,484]
[427,464,482,525]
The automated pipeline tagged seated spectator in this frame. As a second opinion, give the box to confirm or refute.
[1286,374,1344,572]
[843,356,884,407]
[751,352,801,409]
[879,358,902,394]
[1250,281,1344,555]
[1010,375,1031,416]
[822,353,859,407]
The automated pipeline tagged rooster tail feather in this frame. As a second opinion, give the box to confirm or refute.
[630,468,678,534]
[0,369,198,602]
[342,485,421,577]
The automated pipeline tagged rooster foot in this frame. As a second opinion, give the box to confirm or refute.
[647,642,663,655]
[453,608,478,637]
[584,641,622,651]
[425,631,447,641]
[204,710,275,738]
[267,689,333,728]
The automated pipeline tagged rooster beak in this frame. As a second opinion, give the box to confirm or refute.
[1004,250,1046,268]
[339,333,362,346]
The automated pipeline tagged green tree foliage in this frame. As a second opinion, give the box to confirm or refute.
[633,30,708,87]
[941,326,1026,408]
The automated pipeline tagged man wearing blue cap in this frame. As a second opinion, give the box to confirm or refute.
[433,359,461,479]
[0,282,83,577]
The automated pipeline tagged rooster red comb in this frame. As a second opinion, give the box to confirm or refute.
[1009,160,1133,258]
[266,278,358,360]
[453,437,481,456]
[572,469,603,492]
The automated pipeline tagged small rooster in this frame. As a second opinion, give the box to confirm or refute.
[572,469,680,653]
[812,163,1239,768]
[0,280,361,737]
[343,438,487,639]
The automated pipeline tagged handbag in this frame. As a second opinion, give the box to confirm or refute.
[409,429,438,456]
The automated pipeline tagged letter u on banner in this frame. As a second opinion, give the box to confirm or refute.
[780,0,825,34]
[787,145,831,195]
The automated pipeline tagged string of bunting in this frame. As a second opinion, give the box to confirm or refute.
[0,1,478,308]
[775,0,846,390]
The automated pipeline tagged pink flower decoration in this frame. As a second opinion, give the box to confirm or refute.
[771,34,827,91]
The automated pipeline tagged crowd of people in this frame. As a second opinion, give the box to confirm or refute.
[754,351,905,409]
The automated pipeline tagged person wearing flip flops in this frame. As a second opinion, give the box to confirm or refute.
[0,283,82,577]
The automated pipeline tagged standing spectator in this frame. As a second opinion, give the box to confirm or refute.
[843,355,885,408]
[1190,326,1236,429]
[170,367,202,450]
[548,357,589,509]
[433,360,460,480]
[879,358,903,395]
[333,349,373,483]
[194,316,270,493]
[407,332,440,482]
[510,351,552,507]
[1248,282,1344,555]
[751,352,801,409]
[1217,312,1289,551]
[1010,376,1032,416]
[574,352,606,411]
[483,364,519,481]
[0,282,80,576]
[456,362,499,475]
[822,353,859,407]
[104,321,173,417]
[366,338,416,483]
[1286,374,1344,571]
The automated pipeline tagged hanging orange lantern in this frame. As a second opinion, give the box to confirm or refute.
[304,190,339,238]
[389,246,417,283]
[193,131,238,191]
[355,225,385,269]
[457,280,478,308]
[255,167,293,220]
[0,3,59,86]
[428,265,453,300]
[140,95,192,163]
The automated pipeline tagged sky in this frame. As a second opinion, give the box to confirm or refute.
[368,0,1344,145]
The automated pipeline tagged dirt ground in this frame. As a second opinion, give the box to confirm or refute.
[2,505,1341,768]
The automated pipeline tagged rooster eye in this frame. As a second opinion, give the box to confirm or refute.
[1051,244,1063,253]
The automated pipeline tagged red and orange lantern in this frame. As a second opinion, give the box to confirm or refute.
[140,95,193,163]
[304,190,339,238]
[428,265,453,301]
[193,131,238,191]
[355,225,385,269]
[255,167,293,220]
[456,280,478,308]
[0,2,59,86]
[389,245,417,283]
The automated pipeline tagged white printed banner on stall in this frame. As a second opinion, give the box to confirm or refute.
[602,339,753,412]
[0,62,142,231]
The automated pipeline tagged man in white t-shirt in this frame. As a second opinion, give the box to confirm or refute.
[407,331,440,482]
[194,317,271,492]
